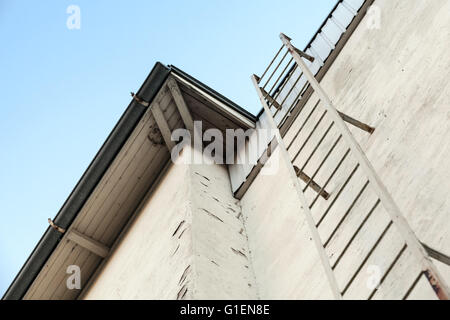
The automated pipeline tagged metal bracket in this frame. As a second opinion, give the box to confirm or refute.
[131,92,150,107]
[48,218,66,234]
[279,33,315,63]
[294,166,330,199]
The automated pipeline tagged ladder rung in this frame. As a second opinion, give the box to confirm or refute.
[324,180,370,247]
[303,135,342,193]
[332,199,381,270]
[259,45,284,82]
[341,221,393,295]
[315,163,359,224]
[272,65,298,117]
[299,122,335,173]
[267,57,294,98]
[402,271,424,300]
[292,110,328,163]
[262,50,289,90]
[287,100,320,150]
[310,148,351,209]
[280,69,303,107]
[368,244,408,300]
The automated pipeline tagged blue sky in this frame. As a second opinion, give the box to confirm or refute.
[0,0,335,296]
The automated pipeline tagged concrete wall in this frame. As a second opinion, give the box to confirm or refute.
[239,0,450,299]
[240,148,335,299]
[82,148,257,299]
[315,0,450,283]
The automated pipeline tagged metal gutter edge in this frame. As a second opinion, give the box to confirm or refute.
[2,62,171,300]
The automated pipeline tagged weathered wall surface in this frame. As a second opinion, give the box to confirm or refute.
[189,160,258,299]
[81,159,193,299]
[316,0,450,286]
[254,0,450,299]
[82,149,257,299]
[240,148,335,299]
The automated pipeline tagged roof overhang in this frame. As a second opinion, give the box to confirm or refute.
[3,63,255,300]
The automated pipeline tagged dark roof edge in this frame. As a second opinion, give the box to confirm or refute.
[2,62,171,300]
[169,65,257,122]
[3,61,256,300]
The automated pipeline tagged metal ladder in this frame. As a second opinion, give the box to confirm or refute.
[251,33,450,300]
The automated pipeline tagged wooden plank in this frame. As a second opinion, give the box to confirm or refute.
[74,111,154,230]
[67,230,110,258]
[63,253,101,300]
[28,112,178,299]
[78,161,173,299]
[75,104,176,239]
[152,102,175,150]
[99,141,173,246]
[46,246,90,299]
[26,101,171,299]
[79,134,155,237]
[93,114,180,244]
[90,112,180,244]
[79,104,178,239]
[24,239,76,299]
[167,78,194,132]
[181,89,240,131]
[192,113,231,157]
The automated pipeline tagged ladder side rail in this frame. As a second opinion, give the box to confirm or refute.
[280,33,449,300]
[252,75,343,300]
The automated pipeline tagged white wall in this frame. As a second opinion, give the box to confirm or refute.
[315,0,450,285]
[82,148,257,299]
[240,0,450,299]
[240,148,335,299]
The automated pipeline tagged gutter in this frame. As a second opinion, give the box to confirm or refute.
[2,62,171,300]
[3,61,256,300]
